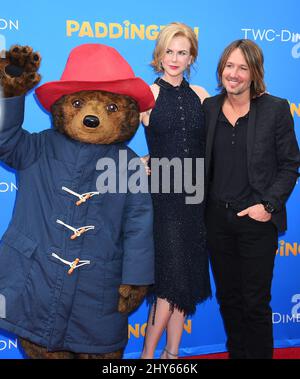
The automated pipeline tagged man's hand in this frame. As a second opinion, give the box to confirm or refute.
[237,204,271,222]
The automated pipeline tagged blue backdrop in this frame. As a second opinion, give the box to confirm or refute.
[0,0,299,358]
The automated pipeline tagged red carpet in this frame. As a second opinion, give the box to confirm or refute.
[183,347,300,359]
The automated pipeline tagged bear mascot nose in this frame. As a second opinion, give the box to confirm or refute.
[83,115,100,128]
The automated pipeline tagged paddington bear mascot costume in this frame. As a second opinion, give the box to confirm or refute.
[0,43,155,358]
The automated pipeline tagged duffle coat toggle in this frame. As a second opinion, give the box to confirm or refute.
[0,94,155,353]
[51,252,91,275]
[62,186,100,206]
[56,219,95,240]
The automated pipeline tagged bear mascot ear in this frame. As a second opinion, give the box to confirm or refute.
[0,45,41,97]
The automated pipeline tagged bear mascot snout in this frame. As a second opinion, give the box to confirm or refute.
[0,43,155,359]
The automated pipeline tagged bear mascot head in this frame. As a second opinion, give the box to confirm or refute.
[0,44,154,359]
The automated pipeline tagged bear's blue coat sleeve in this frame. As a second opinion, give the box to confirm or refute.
[121,188,155,285]
[0,95,43,170]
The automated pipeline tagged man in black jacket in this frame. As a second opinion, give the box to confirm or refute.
[203,39,300,359]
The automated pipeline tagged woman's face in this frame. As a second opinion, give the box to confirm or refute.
[161,36,192,78]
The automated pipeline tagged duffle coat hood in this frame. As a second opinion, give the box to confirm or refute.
[0,96,154,353]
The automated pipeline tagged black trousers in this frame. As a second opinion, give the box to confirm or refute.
[206,202,278,359]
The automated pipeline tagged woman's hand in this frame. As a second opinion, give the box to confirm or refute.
[141,154,151,176]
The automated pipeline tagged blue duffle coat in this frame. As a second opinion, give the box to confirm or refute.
[0,95,154,353]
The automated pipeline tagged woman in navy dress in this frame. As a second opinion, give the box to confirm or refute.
[140,22,211,359]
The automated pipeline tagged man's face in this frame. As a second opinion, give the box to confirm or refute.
[222,48,252,97]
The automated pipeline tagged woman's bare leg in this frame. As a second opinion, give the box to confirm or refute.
[161,309,185,359]
[141,298,172,359]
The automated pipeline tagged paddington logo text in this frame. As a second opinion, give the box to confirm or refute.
[0,339,18,351]
[66,20,199,40]
[276,240,300,257]
[289,101,300,118]
[128,319,192,339]
[0,19,19,31]
[0,182,18,192]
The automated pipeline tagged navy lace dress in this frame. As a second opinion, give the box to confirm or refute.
[145,77,211,316]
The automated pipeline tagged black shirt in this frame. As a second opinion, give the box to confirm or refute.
[210,110,254,206]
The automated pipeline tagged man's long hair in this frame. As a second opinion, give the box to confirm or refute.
[217,39,266,98]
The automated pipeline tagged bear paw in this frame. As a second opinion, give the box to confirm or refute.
[118,284,148,314]
[0,45,41,97]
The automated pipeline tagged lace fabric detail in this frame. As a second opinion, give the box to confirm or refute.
[145,77,211,316]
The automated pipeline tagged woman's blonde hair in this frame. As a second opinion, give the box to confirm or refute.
[151,22,198,77]
[217,39,266,98]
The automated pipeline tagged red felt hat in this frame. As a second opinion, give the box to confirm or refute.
[35,44,155,112]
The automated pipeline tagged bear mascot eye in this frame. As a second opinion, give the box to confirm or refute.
[72,99,83,108]
[106,103,118,112]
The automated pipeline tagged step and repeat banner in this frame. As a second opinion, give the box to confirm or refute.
[0,0,299,358]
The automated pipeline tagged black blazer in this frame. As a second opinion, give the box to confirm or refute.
[203,93,300,232]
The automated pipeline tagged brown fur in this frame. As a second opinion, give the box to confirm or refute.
[19,338,123,359]
[0,45,41,97]
[51,90,139,144]
[1,44,149,359]
[118,284,148,313]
